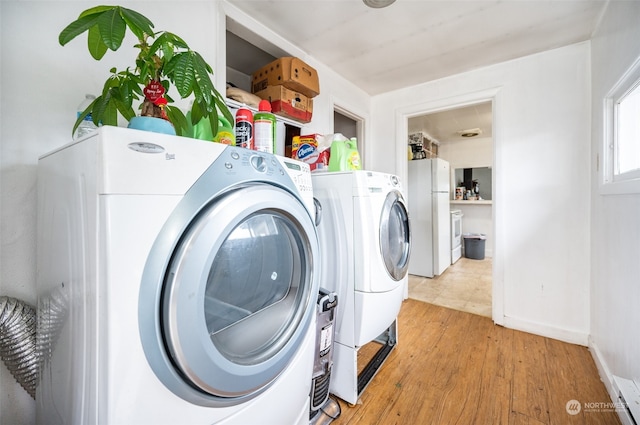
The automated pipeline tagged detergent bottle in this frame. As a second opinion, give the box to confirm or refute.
[328,137,361,171]
[191,115,235,145]
[213,116,235,145]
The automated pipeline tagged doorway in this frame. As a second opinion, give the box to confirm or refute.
[396,89,501,322]
[334,107,365,169]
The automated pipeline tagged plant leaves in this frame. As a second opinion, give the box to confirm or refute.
[61,5,232,137]
[190,99,205,124]
[214,96,234,125]
[207,109,219,139]
[71,96,97,136]
[166,106,188,136]
[78,5,115,19]
[92,88,120,127]
[102,95,119,126]
[163,32,190,50]
[97,8,126,51]
[119,7,155,41]
[59,14,101,46]
[87,25,108,60]
[114,95,137,121]
[92,92,110,126]
[192,52,215,106]
[194,51,213,74]
[148,32,174,70]
[170,52,196,98]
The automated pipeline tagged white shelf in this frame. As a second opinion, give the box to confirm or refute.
[450,200,493,205]
[225,98,303,128]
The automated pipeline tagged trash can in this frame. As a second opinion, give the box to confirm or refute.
[463,233,486,260]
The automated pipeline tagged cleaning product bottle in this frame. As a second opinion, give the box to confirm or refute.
[235,107,253,149]
[328,137,362,171]
[253,100,276,153]
[214,116,235,145]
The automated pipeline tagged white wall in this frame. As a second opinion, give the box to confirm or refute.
[0,2,370,423]
[370,42,592,344]
[439,136,493,170]
[4,1,635,423]
[588,0,640,403]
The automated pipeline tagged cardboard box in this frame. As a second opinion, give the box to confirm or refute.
[252,57,320,98]
[255,85,313,123]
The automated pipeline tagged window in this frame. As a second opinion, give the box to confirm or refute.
[604,56,640,193]
[615,83,640,176]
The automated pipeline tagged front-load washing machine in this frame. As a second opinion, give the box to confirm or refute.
[311,171,410,404]
[36,126,320,424]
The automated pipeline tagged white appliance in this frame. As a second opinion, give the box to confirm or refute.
[36,126,320,425]
[451,210,463,264]
[311,171,411,404]
[407,158,451,277]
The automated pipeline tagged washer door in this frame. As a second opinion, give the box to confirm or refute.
[379,190,411,281]
[140,182,318,406]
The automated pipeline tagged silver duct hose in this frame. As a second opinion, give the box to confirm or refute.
[0,296,38,399]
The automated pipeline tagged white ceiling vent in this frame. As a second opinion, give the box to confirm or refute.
[457,128,483,138]
[363,0,396,8]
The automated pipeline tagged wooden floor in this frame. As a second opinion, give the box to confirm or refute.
[331,299,621,425]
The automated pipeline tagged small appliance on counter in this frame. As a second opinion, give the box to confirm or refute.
[409,142,426,160]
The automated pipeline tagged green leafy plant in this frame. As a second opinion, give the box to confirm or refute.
[59,5,232,137]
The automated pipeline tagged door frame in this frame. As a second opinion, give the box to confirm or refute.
[333,96,368,169]
[394,87,504,325]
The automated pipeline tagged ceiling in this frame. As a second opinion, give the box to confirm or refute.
[226,0,607,140]
[408,101,493,143]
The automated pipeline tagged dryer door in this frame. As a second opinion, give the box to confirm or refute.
[140,183,319,407]
[379,190,411,281]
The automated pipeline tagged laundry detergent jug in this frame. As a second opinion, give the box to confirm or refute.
[190,114,235,145]
[213,116,235,145]
[328,137,361,171]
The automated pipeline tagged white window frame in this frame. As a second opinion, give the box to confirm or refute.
[602,55,640,194]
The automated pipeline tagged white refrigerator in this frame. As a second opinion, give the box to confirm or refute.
[407,158,451,278]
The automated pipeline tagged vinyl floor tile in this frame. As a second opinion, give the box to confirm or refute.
[408,257,492,317]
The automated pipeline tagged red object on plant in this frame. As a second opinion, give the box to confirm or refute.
[153,97,168,107]
[144,80,165,102]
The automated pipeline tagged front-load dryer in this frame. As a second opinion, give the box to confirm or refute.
[36,126,320,424]
[311,170,410,404]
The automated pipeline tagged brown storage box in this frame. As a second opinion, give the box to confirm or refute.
[255,85,313,123]
[252,57,320,98]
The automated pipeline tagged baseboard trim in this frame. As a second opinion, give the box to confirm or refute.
[589,338,638,425]
[501,316,589,346]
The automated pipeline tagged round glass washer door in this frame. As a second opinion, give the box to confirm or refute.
[161,183,318,399]
[379,190,411,281]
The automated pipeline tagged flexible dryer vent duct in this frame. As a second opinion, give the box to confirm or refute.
[0,296,38,398]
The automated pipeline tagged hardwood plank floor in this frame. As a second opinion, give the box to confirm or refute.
[331,299,620,425]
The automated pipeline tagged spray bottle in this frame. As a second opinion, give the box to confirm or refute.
[253,100,276,153]
[235,107,253,149]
